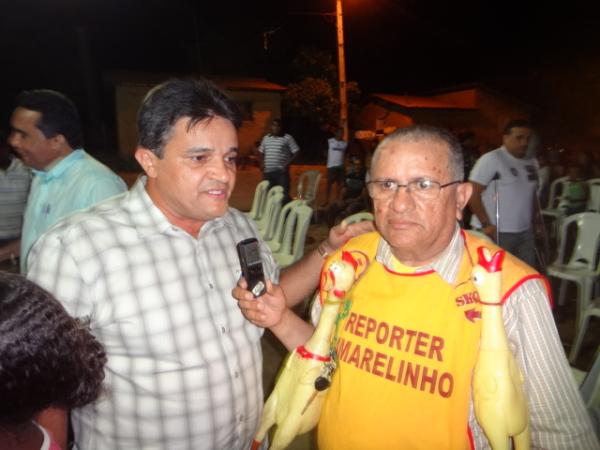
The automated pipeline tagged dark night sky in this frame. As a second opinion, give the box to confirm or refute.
[1,0,599,144]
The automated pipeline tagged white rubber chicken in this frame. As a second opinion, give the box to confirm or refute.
[251,251,359,450]
[471,246,530,450]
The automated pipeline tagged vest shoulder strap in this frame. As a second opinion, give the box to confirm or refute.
[462,229,552,305]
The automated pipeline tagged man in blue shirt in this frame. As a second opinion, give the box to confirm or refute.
[4,89,126,272]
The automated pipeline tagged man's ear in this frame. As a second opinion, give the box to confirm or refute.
[455,181,473,220]
[135,148,159,178]
[50,134,68,151]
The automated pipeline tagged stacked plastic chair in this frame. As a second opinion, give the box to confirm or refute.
[545,212,600,363]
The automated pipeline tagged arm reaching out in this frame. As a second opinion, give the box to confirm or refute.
[279,218,375,306]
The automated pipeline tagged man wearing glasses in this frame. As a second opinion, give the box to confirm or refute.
[235,125,597,449]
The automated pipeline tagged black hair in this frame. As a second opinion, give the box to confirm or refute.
[137,78,242,158]
[503,119,532,135]
[14,90,83,149]
[0,272,106,427]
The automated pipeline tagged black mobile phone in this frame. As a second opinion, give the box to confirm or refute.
[236,238,267,297]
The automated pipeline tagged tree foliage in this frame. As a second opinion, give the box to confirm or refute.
[283,47,360,126]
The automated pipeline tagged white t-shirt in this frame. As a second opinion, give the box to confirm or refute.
[326,138,348,168]
[469,146,539,232]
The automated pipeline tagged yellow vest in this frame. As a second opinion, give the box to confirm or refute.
[317,231,547,450]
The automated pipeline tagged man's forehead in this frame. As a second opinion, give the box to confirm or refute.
[379,137,449,158]
[373,138,449,173]
[179,115,220,131]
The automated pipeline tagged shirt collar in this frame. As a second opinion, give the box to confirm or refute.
[375,223,464,284]
[125,176,234,239]
[32,149,85,181]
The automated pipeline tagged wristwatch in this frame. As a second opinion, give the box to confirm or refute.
[317,241,331,259]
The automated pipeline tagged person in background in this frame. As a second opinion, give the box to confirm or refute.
[563,164,589,215]
[5,89,126,272]
[468,119,539,268]
[258,118,300,202]
[0,131,30,269]
[324,154,369,227]
[322,127,348,207]
[0,271,106,450]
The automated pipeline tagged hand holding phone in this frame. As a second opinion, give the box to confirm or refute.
[236,238,267,297]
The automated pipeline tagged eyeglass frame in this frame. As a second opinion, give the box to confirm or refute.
[366,178,463,200]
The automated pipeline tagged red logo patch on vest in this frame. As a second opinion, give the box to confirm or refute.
[464,309,481,322]
[455,291,481,323]
[455,291,480,307]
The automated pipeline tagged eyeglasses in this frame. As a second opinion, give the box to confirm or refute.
[366,178,462,200]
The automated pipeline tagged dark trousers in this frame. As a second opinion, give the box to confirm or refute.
[499,228,538,269]
[264,168,291,203]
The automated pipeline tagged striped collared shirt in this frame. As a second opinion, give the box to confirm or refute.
[27,177,279,450]
[258,133,299,172]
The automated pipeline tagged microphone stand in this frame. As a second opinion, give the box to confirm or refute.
[492,173,500,245]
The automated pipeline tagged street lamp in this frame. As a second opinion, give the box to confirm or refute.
[335,0,349,142]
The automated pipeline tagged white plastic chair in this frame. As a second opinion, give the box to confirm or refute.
[342,211,374,225]
[246,180,269,220]
[544,176,571,210]
[572,346,600,407]
[546,212,600,362]
[572,346,600,439]
[255,189,284,237]
[272,203,313,268]
[580,346,600,409]
[587,178,600,213]
[266,199,306,253]
[295,169,322,207]
[570,299,600,366]
[541,176,572,235]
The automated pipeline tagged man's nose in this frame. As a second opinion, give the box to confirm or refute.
[209,158,233,182]
[390,186,415,212]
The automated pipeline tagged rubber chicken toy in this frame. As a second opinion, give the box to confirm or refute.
[251,251,359,450]
[471,246,531,450]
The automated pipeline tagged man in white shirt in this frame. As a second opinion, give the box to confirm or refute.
[323,127,348,206]
[468,120,539,267]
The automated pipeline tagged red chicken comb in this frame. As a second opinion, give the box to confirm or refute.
[342,251,358,271]
[476,247,505,272]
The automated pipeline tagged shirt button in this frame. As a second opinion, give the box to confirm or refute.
[221,326,226,334]
[234,371,239,378]
[208,283,214,289]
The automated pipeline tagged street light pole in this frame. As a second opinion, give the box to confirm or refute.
[335,0,349,141]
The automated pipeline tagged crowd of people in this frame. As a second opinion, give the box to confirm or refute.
[0,77,599,450]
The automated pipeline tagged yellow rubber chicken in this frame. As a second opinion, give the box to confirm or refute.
[251,251,359,450]
[471,246,531,450]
